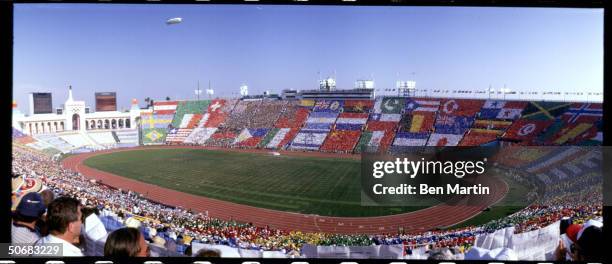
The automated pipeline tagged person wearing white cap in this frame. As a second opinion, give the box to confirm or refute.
[555,219,604,261]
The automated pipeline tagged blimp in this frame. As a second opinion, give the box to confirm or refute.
[166,17,182,25]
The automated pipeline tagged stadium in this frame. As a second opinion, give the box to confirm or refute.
[11,86,604,260]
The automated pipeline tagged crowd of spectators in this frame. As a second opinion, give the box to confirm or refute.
[11,144,603,259]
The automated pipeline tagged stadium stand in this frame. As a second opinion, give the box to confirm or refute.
[88,131,118,146]
[249,100,285,128]
[290,111,338,151]
[171,100,210,128]
[114,129,139,145]
[321,111,369,152]
[224,100,262,130]
[59,132,98,149]
[11,96,605,260]
[259,101,310,149]
[11,144,602,259]
[34,134,74,153]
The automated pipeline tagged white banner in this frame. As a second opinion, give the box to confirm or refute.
[508,221,560,261]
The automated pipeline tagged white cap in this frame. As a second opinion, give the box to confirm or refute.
[125,217,142,229]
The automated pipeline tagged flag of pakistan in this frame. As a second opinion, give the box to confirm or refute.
[381,98,405,114]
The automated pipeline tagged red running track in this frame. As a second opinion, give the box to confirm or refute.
[62,146,509,235]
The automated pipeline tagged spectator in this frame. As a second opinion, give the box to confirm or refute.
[427,248,455,260]
[37,196,83,256]
[40,189,55,208]
[195,248,221,257]
[12,192,46,244]
[104,227,149,257]
[572,225,604,261]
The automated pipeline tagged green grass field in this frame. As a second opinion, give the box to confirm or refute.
[84,148,530,221]
[84,148,425,217]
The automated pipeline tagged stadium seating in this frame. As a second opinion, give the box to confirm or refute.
[320,130,361,152]
[249,100,285,128]
[290,111,338,151]
[34,134,74,153]
[184,127,218,145]
[224,100,262,130]
[60,133,97,149]
[114,129,139,145]
[88,131,118,146]
[171,100,210,128]
[203,99,237,128]
[356,121,397,153]
[12,94,605,260]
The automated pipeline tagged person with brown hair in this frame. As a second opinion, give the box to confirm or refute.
[36,196,83,256]
[104,227,149,257]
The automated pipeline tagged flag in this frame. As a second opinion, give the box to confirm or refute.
[479,100,526,119]
[313,100,344,112]
[343,100,373,113]
[234,128,269,147]
[374,97,405,114]
[208,99,225,113]
[143,128,167,144]
[184,127,217,144]
[521,102,570,120]
[398,113,435,133]
[393,132,430,147]
[171,100,210,128]
[370,113,402,122]
[440,99,483,116]
[572,125,601,145]
[290,131,329,150]
[550,123,595,145]
[366,121,397,131]
[186,114,203,129]
[503,119,554,141]
[472,119,512,130]
[179,114,195,128]
[427,133,464,146]
[141,113,173,129]
[459,129,501,146]
[496,101,527,120]
[321,130,362,152]
[197,114,210,128]
[403,99,441,114]
[260,128,292,149]
[356,131,387,152]
[434,114,473,135]
[210,129,239,140]
[561,103,602,124]
[335,113,368,130]
[303,112,338,132]
[166,128,194,143]
[534,119,565,144]
[300,99,315,107]
[205,99,231,128]
[153,101,179,115]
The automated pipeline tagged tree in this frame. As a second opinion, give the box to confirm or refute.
[166,96,171,101]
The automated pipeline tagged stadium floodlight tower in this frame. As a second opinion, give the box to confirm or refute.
[195,81,203,100]
[355,79,375,89]
[319,77,336,91]
[396,80,416,97]
[240,83,249,97]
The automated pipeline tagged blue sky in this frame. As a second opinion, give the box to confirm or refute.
[13,4,603,112]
